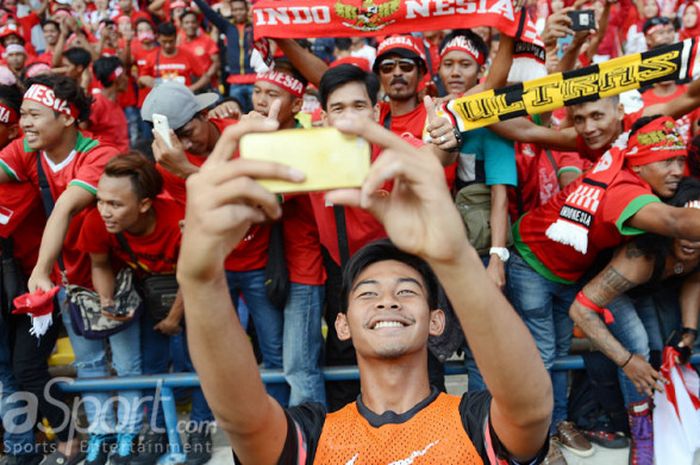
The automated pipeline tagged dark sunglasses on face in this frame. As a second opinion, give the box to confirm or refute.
[379,58,417,74]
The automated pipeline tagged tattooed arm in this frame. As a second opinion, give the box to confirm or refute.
[569,242,663,396]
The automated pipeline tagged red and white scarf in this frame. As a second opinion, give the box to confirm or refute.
[252,0,545,78]
[546,117,687,254]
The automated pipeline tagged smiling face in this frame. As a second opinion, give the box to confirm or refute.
[336,260,444,361]
[570,98,624,151]
[632,156,686,198]
[673,236,700,262]
[19,100,72,151]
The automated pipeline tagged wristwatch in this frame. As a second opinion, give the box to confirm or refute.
[489,247,510,263]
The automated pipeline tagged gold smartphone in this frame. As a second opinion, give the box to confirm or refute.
[239,127,371,193]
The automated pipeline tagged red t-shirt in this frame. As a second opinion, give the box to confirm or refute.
[178,32,217,77]
[89,91,129,152]
[156,118,270,272]
[576,110,642,162]
[0,133,118,287]
[131,41,158,107]
[378,101,457,188]
[281,195,325,285]
[0,183,45,277]
[16,12,40,45]
[513,169,660,284]
[77,197,183,276]
[641,85,699,144]
[308,144,388,266]
[508,142,588,222]
[139,47,203,87]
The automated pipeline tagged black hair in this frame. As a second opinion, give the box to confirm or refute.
[0,84,22,114]
[643,15,674,34]
[1,32,24,46]
[667,177,700,207]
[135,17,154,30]
[272,57,308,89]
[179,9,199,23]
[156,21,177,37]
[439,29,489,59]
[319,64,379,110]
[633,177,700,256]
[25,73,92,122]
[63,47,92,69]
[93,56,123,88]
[339,239,440,313]
[41,19,60,30]
[334,38,352,51]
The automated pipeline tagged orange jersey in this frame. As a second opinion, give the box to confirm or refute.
[275,389,547,465]
[315,393,482,464]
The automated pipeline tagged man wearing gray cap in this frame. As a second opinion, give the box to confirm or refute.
[140,80,285,456]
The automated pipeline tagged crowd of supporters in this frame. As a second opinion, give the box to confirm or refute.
[1,0,700,464]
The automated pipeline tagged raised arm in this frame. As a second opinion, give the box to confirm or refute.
[191,0,233,34]
[274,39,328,88]
[464,34,514,96]
[645,75,700,120]
[491,117,579,151]
[177,118,299,465]
[568,242,662,396]
[628,200,700,241]
[28,185,96,292]
[326,117,551,461]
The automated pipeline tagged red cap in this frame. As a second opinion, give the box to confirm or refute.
[330,56,371,72]
[373,35,427,73]
[0,24,22,42]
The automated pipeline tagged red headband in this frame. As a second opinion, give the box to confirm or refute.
[0,102,18,124]
[625,117,687,166]
[23,84,78,119]
[255,71,304,98]
[440,36,485,65]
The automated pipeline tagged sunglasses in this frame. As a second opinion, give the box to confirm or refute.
[378,58,417,74]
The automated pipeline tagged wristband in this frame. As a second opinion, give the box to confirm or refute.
[682,327,698,338]
[452,127,463,146]
[620,353,634,368]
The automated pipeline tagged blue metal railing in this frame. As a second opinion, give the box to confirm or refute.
[55,354,700,464]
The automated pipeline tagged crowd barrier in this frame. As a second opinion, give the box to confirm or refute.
[55,354,700,465]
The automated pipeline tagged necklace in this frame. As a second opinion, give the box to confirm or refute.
[674,262,685,275]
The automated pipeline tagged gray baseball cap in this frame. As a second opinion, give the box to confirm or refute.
[140,81,219,130]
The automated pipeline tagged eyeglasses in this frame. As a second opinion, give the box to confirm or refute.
[378,58,417,74]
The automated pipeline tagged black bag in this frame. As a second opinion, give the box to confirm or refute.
[264,222,289,310]
[1,237,27,315]
[140,275,178,322]
[116,234,178,322]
